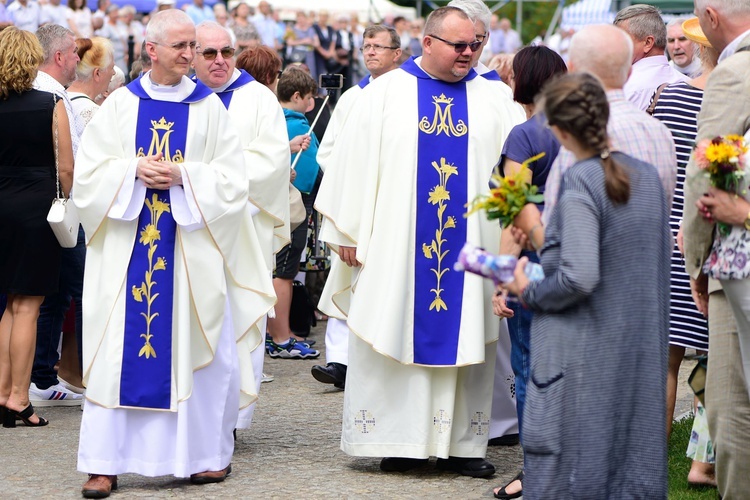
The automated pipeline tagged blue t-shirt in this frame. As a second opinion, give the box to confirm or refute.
[284,108,320,194]
[499,113,560,195]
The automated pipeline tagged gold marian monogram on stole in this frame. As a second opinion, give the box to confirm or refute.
[136,117,184,163]
[418,94,467,137]
[421,158,458,311]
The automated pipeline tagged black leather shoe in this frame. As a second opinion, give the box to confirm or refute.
[436,457,496,478]
[488,433,519,446]
[379,457,428,472]
[311,362,347,389]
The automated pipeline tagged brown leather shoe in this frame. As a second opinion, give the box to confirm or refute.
[190,464,232,485]
[81,474,117,498]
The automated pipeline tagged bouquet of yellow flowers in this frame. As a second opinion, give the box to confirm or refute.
[694,134,748,235]
[465,153,545,227]
[694,134,748,193]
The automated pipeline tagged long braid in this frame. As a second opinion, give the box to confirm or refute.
[543,72,630,204]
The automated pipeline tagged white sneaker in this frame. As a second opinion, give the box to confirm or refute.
[29,382,83,407]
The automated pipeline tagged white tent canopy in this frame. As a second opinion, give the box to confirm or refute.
[559,0,614,30]
[240,0,417,22]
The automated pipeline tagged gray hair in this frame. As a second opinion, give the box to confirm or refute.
[424,6,470,38]
[108,65,126,93]
[146,9,194,44]
[695,0,750,16]
[613,4,667,50]
[119,4,136,16]
[569,24,634,89]
[666,16,692,29]
[363,24,400,48]
[35,24,74,64]
[447,0,491,33]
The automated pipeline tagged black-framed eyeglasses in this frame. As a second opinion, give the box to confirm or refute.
[476,31,488,42]
[428,34,481,53]
[149,40,197,51]
[359,43,399,53]
[197,46,236,60]
[277,70,283,79]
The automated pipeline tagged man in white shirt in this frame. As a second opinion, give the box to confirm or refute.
[7,0,40,31]
[40,0,68,28]
[666,16,701,76]
[614,3,687,111]
[184,0,213,25]
[498,17,520,53]
[251,0,278,49]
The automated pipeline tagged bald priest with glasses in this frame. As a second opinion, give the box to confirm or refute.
[315,6,522,477]
[73,10,275,498]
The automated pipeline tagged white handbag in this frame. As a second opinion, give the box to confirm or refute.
[46,95,79,248]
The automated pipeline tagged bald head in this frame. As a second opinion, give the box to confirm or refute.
[569,24,633,90]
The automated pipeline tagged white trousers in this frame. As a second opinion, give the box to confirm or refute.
[77,302,239,477]
[236,317,266,429]
[325,317,349,365]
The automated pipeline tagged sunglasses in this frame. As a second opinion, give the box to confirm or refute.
[428,34,482,53]
[198,46,236,60]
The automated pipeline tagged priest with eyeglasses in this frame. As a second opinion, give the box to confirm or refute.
[192,20,290,431]
[73,10,275,498]
[315,6,522,477]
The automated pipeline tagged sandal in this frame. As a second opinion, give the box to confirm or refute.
[2,403,48,428]
[494,469,523,499]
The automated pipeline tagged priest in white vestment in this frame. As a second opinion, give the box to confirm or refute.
[314,7,522,477]
[193,21,290,430]
[74,11,275,498]
[311,24,403,390]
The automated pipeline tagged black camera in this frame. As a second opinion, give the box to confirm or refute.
[319,74,344,90]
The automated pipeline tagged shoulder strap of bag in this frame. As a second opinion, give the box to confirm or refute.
[52,94,61,199]
[70,94,94,102]
[646,82,670,116]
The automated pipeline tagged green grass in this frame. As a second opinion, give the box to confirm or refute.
[668,416,718,500]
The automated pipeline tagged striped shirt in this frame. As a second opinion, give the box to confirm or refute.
[542,89,677,226]
[652,82,708,350]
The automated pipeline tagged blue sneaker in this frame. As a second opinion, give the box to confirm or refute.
[266,338,320,359]
[266,333,316,348]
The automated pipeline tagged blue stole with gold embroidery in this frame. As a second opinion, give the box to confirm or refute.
[119,77,212,409]
[401,58,477,365]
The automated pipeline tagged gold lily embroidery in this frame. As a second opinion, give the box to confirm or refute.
[422,158,458,311]
[131,193,171,358]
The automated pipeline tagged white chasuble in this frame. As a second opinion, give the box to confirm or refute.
[315,58,523,457]
[74,75,275,474]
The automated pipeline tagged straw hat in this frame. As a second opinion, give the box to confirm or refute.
[682,17,711,47]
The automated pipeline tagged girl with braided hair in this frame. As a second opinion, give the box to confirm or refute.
[500,72,672,498]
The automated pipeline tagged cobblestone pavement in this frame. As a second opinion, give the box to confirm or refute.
[0,322,697,499]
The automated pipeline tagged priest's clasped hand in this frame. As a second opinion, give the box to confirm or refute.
[136,153,183,189]
[339,246,360,267]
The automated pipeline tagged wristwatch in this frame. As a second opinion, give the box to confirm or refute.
[745,210,750,231]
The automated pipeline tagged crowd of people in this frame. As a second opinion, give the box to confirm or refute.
[1,0,750,499]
